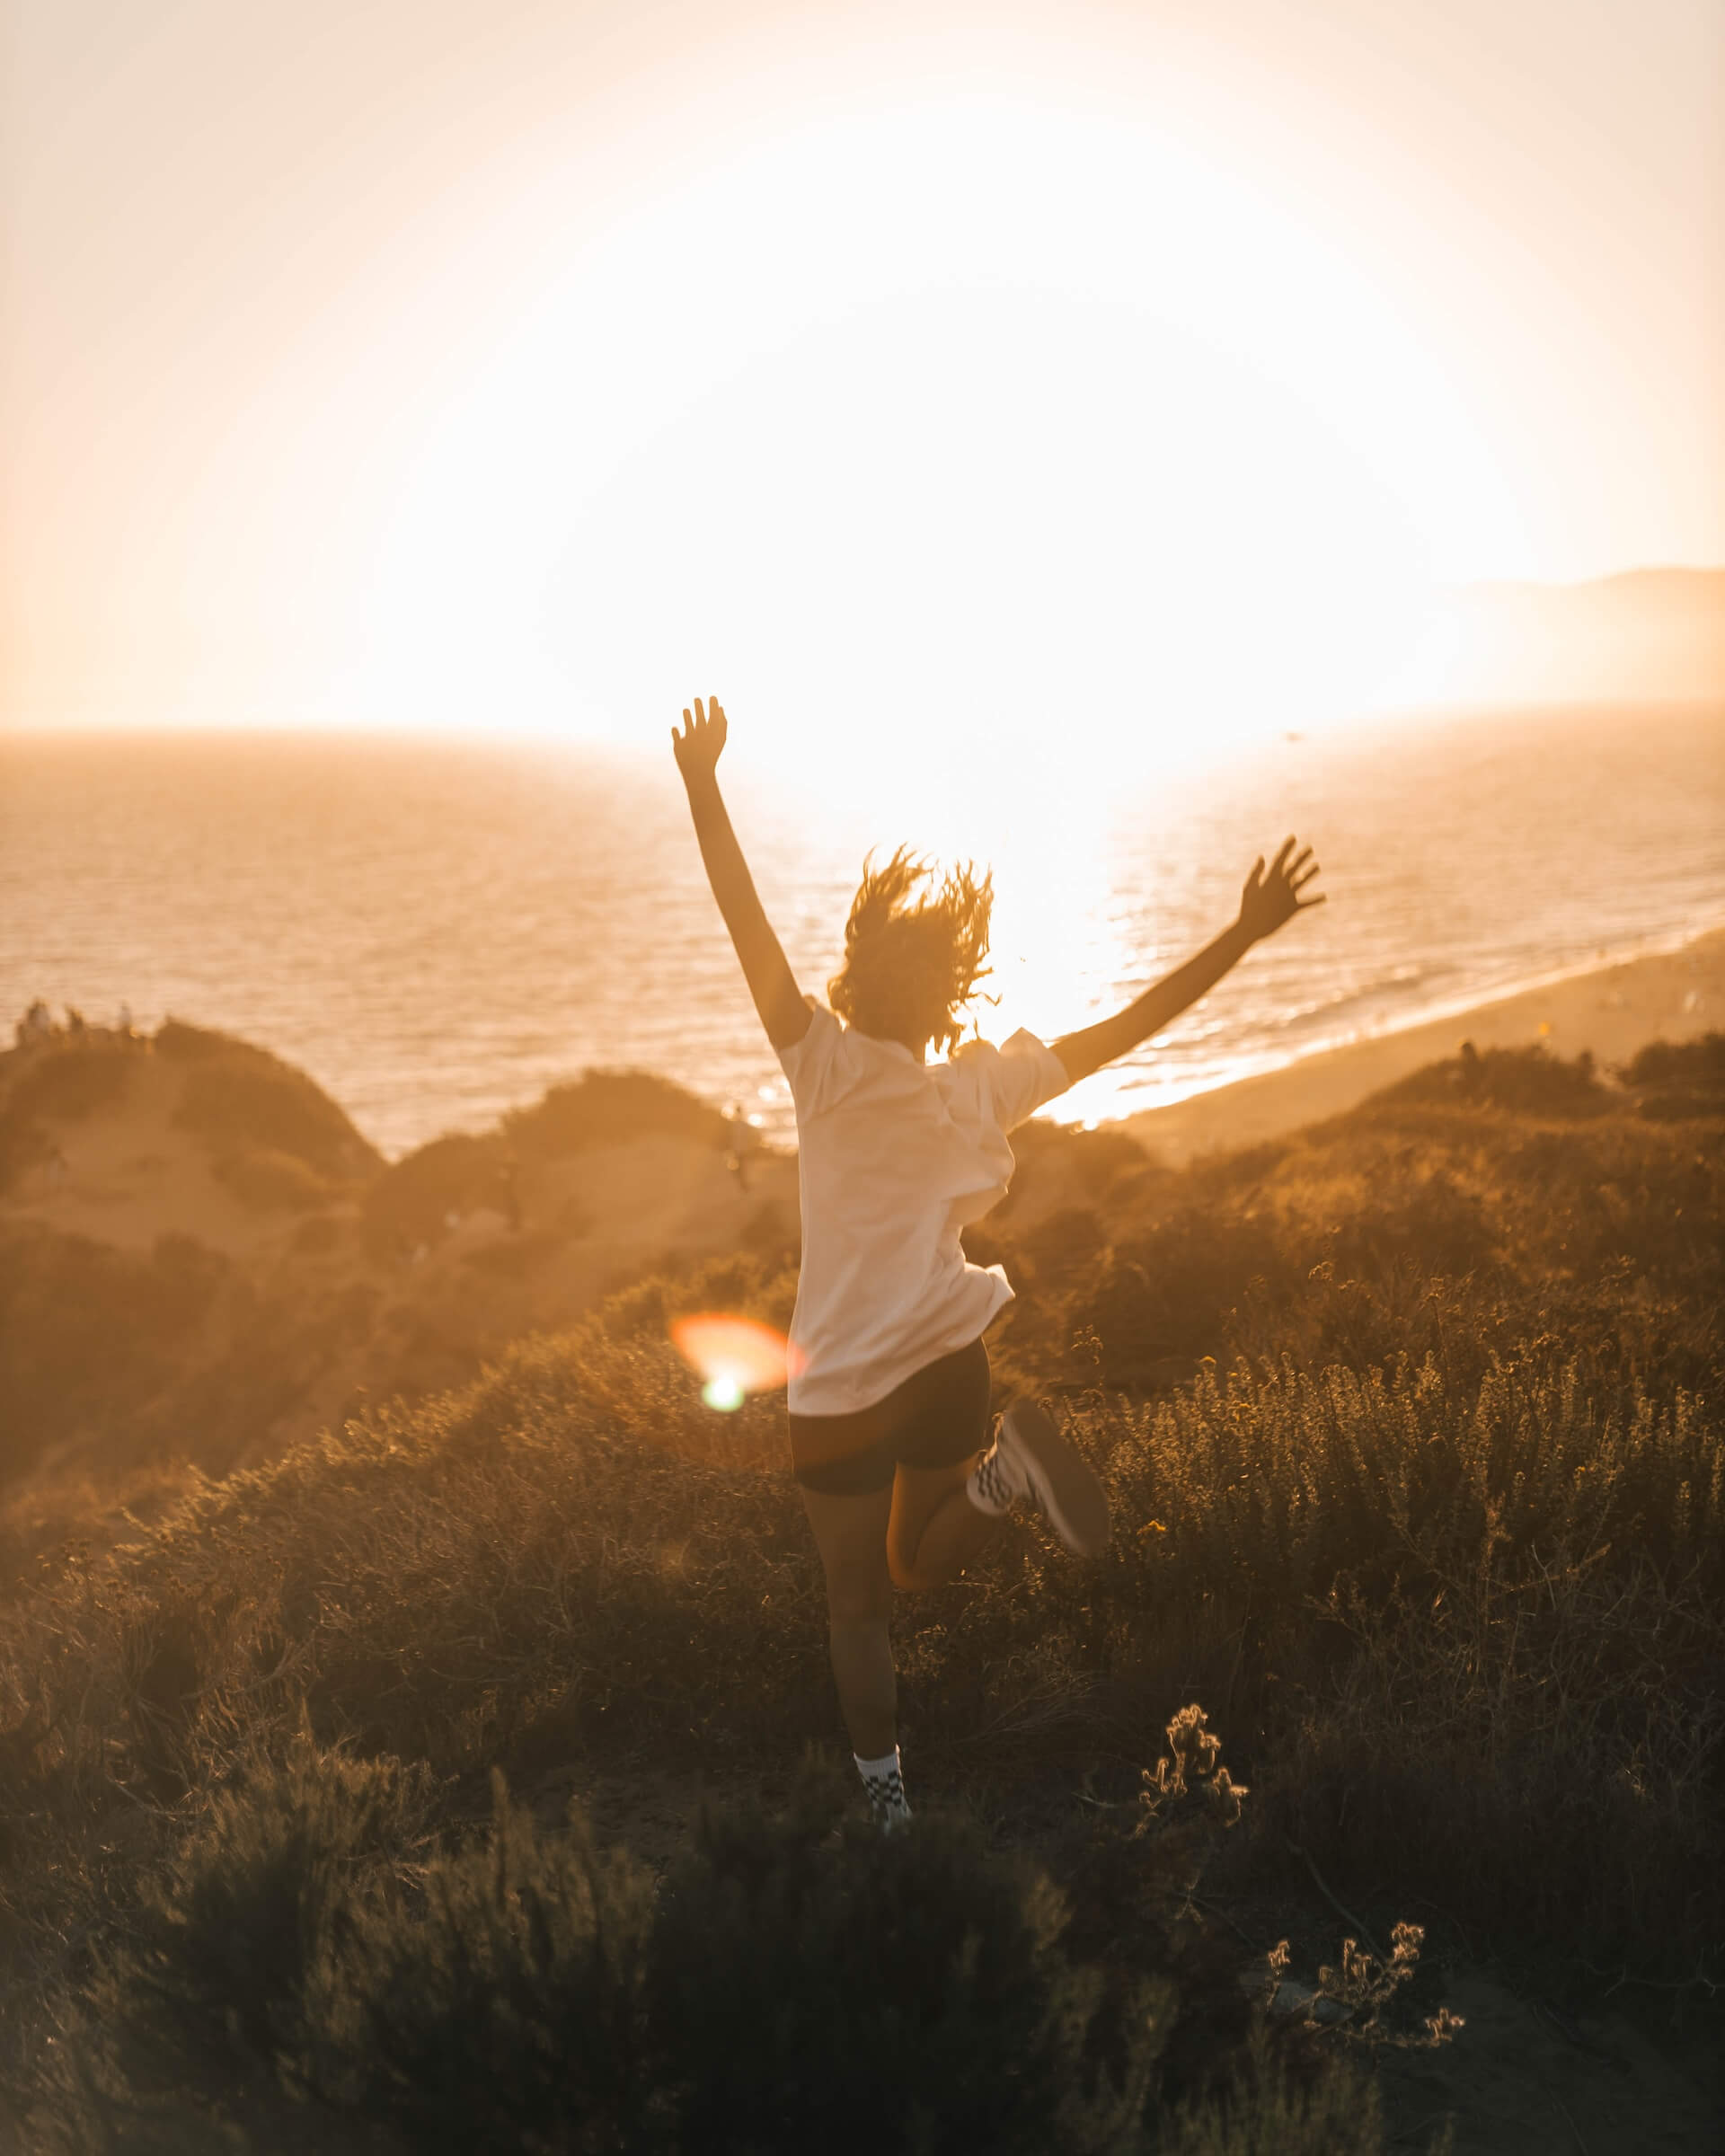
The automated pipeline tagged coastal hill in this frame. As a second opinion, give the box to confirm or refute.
[4,959,1721,1518]
[0,1006,1720,2147]
[0,1019,800,1494]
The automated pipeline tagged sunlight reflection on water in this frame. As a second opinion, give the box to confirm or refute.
[3,703,1721,1156]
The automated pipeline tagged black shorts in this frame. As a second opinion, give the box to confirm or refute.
[789,1337,993,1497]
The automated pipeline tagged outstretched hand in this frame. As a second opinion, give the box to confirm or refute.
[1238,836,1324,942]
[672,695,727,786]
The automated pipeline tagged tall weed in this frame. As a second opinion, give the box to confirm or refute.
[343,1772,662,2152]
[91,1732,435,2092]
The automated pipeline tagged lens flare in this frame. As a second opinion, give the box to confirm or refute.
[671,1313,801,1410]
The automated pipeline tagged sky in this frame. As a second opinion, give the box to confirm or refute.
[3,0,1721,770]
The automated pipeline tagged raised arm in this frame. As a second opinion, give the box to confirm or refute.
[673,696,810,1051]
[1051,837,1323,1086]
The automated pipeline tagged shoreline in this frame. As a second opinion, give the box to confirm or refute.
[1119,923,1725,1167]
[9,918,1723,1176]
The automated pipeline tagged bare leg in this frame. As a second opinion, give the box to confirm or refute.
[887,1454,999,1591]
[798,1482,897,1758]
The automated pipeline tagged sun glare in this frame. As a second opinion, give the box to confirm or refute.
[671,1313,801,1409]
[346,96,1508,766]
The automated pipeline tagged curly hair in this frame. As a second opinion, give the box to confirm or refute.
[827,846,994,1056]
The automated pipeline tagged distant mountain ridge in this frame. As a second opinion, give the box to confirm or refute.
[1420,565,1723,705]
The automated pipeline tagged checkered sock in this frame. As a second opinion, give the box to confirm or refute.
[855,1746,911,1830]
[966,1435,1024,1515]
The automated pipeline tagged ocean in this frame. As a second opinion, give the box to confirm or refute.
[4,704,1721,1159]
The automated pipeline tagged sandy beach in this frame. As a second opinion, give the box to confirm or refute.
[1124,926,1725,1166]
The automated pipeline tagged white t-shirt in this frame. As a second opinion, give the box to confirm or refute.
[777,1003,1070,1415]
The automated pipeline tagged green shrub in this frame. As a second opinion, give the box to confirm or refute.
[77,1759,1163,2152]
[987,1083,1724,1410]
[1384,1043,1612,1118]
[585,1247,800,1344]
[1623,1030,1725,1119]
[341,1772,663,2152]
[0,1039,140,1192]
[1008,1118,1165,1212]
[1092,1352,1723,1635]
[505,1069,728,1159]
[214,1146,335,1214]
[153,1020,235,1063]
[0,1229,230,1484]
[647,1775,1131,2155]
[1157,2028,1404,2156]
[163,1024,378,1180]
[3,1331,823,1803]
[1265,1554,1725,1981]
[1,1038,138,1124]
[1620,1031,1725,1093]
[360,1130,510,1256]
[94,1732,435,2090]
[1086,1213,1288,1389]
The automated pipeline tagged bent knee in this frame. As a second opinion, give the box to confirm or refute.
[887,1551,919,1594]
[885,1521,928,1594]
[825,1560,892,1624]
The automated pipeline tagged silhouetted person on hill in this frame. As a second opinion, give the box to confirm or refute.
[674,694,1323,1828]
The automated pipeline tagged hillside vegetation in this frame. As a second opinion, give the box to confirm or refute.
[0,1028,751,1490]
[1,1037,1721,2149]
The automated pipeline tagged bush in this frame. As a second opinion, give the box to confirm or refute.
[94,1733,436,2090]
[1092,1353,1723,1637]
[1383,1043,1613,1118]
[163,1023,378,1180]
[586,1248,800,1346]
[73,1754,1174,2152]
[0,1229,230,1484]
[360,1130,510,1256]
[985,1065,1724,1409]
[214,1147,335,1214]
[1620,1032,1725,1093]
[1266,1553,1725,1980]
[341,1772,663,2152]
[648,1779,1108,2154]
[0,1040,140,1192]
[1623,1031,1725,1119]
[1158,2028,1399,2156]
[505,1070,728,1160]
[153,1021,236,1063]
[1073,1211,1289,1390]
[1,1038,138,1125]
[0,1331,822,1815]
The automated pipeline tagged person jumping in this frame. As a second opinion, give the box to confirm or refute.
[673,694,1323,1828]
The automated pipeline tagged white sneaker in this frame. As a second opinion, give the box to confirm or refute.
[994,1401,1110,1556]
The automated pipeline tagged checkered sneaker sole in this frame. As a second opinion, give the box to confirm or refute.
[997,1401,1110,1556]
